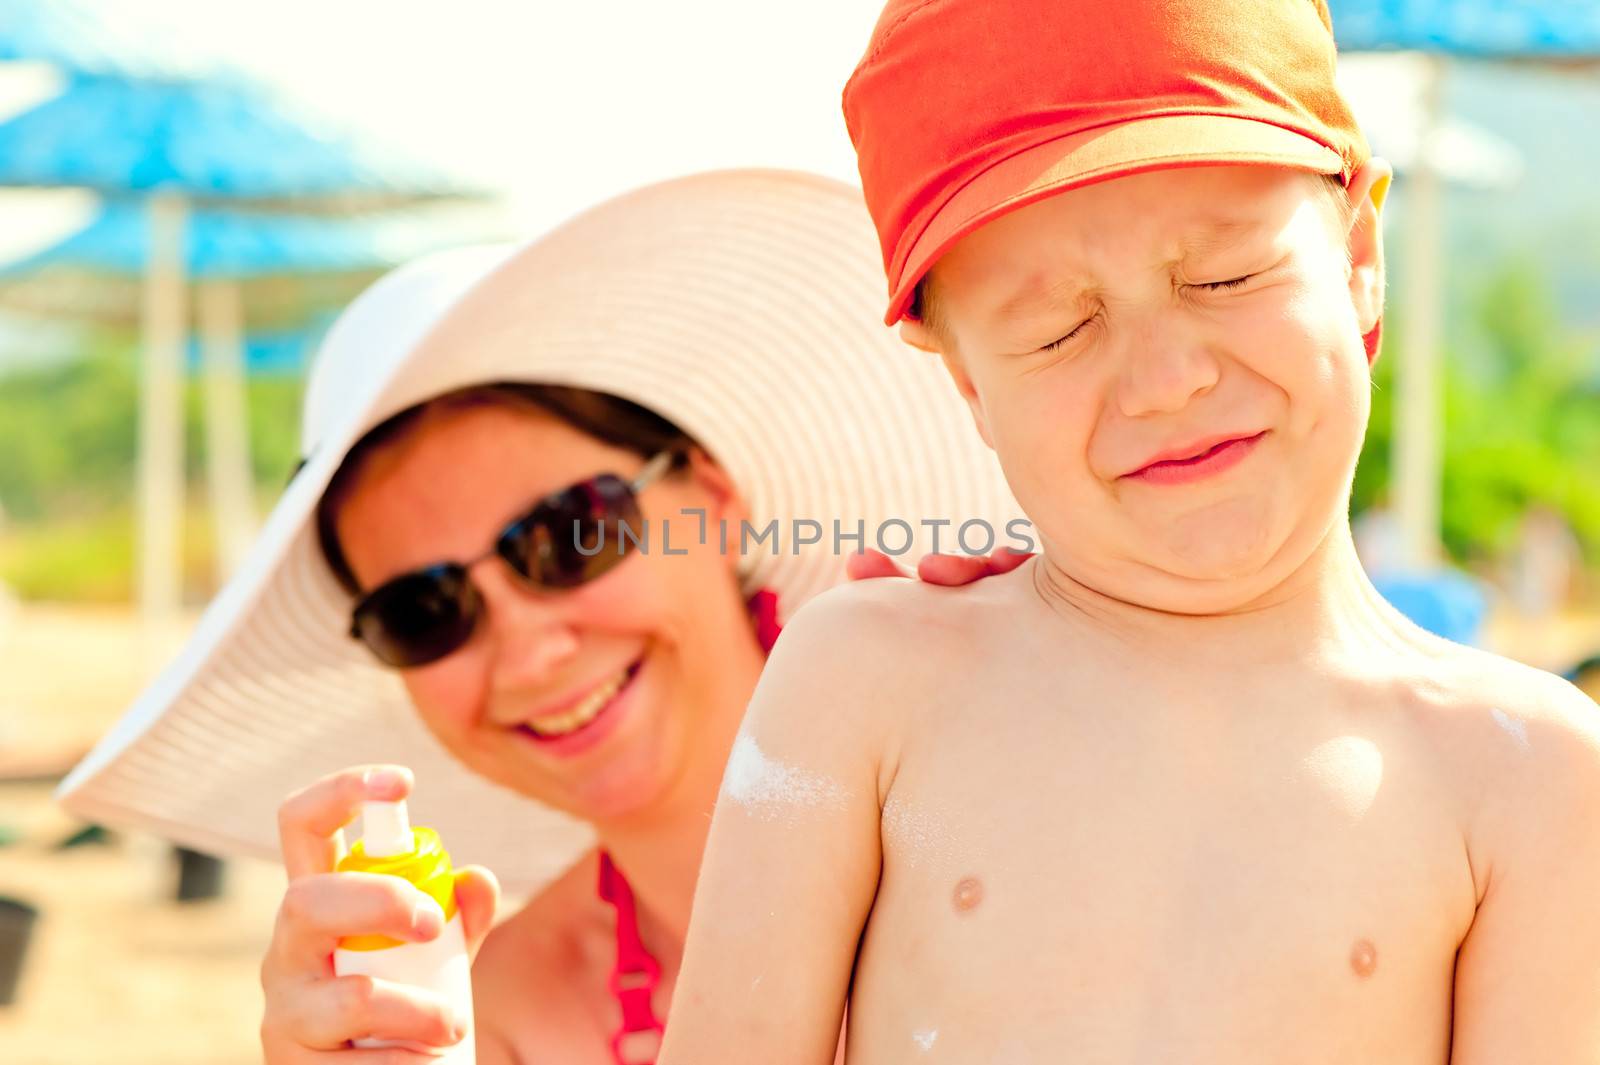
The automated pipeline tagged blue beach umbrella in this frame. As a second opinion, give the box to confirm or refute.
[0,199,478,289]
[1333,0,1600,58]
[1328,0,1600,570]
[0,0,197,78]
[0,19,487,627]
[0,74,466,207]
[0,196,498,577]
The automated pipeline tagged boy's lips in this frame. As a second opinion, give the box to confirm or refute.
[1122,430,1268,484]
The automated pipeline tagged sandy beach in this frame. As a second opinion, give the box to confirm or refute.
[0,605,274,1065]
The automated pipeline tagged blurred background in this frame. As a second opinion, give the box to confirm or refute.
[1,1,1597,1062]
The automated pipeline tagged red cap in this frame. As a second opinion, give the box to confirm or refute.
[843,0,1372,328]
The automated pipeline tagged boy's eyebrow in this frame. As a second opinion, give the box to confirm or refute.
[1178,218,1270,259]
[990,271,1094,322]
[979,217,1272,323]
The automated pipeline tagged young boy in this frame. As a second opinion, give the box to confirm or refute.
[660,1,1600,1062]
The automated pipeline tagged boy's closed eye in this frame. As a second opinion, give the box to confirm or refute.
[1032,271,1260,354]
[1192,273,1256,291]
[1180,246,1295,296]
[1037,313,1098,354]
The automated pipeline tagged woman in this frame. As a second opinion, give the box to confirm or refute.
[58,171,1020,1063]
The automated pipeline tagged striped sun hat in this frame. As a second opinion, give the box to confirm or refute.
[56,169,1021,896]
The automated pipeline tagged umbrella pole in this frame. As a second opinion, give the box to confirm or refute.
[137,193,188,649]
[198,278,257,579]
[1394,54,1447,569]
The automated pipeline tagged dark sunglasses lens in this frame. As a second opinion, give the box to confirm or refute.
[352,566,480,667]
[502,474,642,589]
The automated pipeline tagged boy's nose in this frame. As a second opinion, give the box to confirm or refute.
[1114,334,1221,418]
[470,559,582,688]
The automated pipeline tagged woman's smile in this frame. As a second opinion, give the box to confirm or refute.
[513,658,645,756]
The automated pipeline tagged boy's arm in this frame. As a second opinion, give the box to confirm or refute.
[1450,679,1600,1063]
[658,587,898,1065]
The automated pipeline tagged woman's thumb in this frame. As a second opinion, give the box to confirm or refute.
[453,865,501,960]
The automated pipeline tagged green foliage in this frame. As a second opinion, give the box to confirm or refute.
[0,502,235,601]
[1354,256,1600,569]
[2,254,1598,601]
[0,507,133,600]
[0,344,139,522]
[0,334,304,600]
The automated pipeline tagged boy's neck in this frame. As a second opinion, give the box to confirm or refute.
[1033,522,1423,670]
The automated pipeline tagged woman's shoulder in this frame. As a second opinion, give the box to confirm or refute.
[476,847,608,977]
[472,849,613,1050]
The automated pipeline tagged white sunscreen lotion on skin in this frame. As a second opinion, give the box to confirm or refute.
[332,799,474,1061]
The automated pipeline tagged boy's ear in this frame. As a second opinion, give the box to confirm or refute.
[1345,158,1393,350]
[897,317,942,355]
[899,319,996,450]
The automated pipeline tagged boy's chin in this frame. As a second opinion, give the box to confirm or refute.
[1073,549,1296,616]
[1134,502,1312,602]
[1131,578,1283,617]
[1158,536,1350,614]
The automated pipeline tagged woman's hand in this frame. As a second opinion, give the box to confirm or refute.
[260,765,500,1062]
[846,547,1032,585]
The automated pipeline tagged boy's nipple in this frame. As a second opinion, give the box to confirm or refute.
[1349,938,1378,978]
[952,876,985,914]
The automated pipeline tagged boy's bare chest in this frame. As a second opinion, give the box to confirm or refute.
[852,678,1474,1063]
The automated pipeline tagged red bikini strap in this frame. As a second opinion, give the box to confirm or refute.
[748,587,782,653]
[597,850,665,1064]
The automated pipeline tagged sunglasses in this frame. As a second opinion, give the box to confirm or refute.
[349,450,678,668]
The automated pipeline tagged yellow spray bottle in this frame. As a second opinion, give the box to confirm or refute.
[333,799,474,1062]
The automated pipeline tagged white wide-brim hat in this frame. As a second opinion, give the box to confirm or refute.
[57,170,1020,896]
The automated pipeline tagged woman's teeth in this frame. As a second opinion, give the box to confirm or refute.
[527,668,630,737]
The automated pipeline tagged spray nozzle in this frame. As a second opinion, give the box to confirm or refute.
[359,800,415,858]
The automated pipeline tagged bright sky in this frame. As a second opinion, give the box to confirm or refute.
[3,1,1532,242]
[109,0,884,234]
[0,0,1553,368]
[0,1,891,364]
[3,1,1538,250]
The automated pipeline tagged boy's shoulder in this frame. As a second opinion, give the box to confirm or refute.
[745,571,1042,802]
[778,564,1031,667]
[1391,640,1600,827]
[1398,639,1597,752]
[758,566,1036,731]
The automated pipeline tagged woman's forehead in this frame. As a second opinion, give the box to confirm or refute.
[353,399,610,487]
[332,403,626,579]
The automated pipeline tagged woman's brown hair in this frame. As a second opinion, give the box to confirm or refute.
[316,384,694,594]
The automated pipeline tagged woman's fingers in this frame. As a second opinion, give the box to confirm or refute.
[452,865,500,961]
[272,872,445,975]
[264,765,487,1064]
[913,552,990,585]
[916,548,1033,586]
[278,765,414,880]
[334,1052,443,1065]
[982,547,1033,576]
[845,549,909,580]
[263,1030,442,1065]
[849,548,1033,585]
[267,972,467,1054]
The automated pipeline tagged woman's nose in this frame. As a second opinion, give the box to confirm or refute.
[470,560,581,686]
